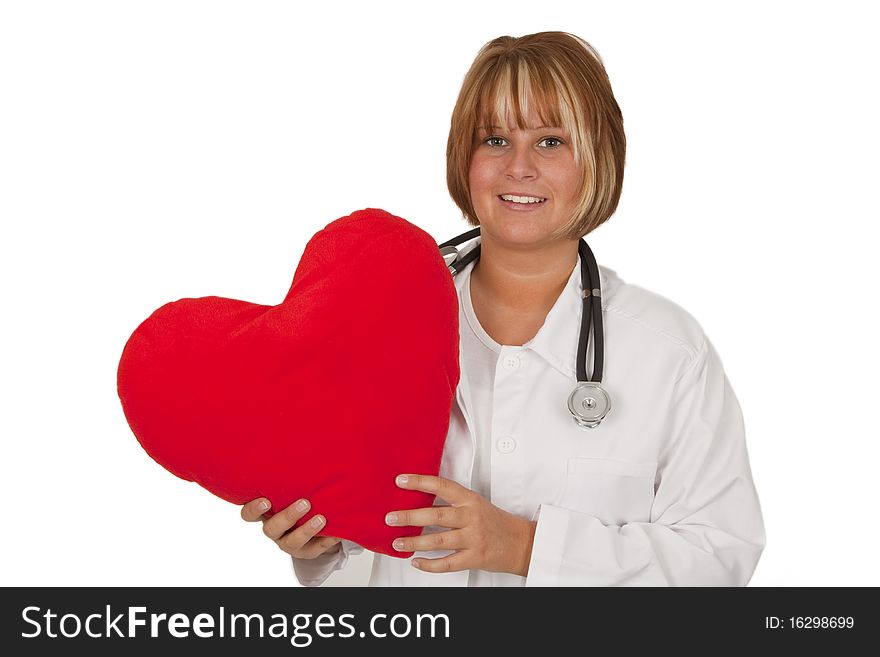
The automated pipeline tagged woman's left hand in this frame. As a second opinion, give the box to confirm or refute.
[386,474,537,576]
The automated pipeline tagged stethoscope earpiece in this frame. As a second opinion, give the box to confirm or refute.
[441,227,611,430]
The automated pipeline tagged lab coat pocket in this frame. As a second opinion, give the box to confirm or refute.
[555,458,657,525]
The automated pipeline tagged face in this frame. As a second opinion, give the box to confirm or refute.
[468,105,582,247]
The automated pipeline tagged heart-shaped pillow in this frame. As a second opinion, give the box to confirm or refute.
[117,208,460,557]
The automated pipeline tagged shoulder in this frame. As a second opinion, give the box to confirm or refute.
[599,265,708,366]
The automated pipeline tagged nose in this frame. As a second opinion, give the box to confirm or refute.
[504,142,538,181]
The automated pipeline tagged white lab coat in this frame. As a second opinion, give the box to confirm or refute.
[293,245,766,586]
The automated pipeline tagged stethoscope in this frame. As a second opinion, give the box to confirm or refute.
[439,227,611,429]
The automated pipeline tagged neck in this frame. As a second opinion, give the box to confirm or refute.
[470,236,580,317]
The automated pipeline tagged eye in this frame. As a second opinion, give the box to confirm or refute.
[538,137,564,148]
[483,136,508,147]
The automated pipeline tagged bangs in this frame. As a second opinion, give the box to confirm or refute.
[474,57,582,161]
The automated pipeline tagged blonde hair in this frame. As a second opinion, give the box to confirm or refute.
[446,32,626,240]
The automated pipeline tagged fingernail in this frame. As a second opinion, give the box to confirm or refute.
[258,500,270,512]
[296,499,310,512]
[396,475,409,486]
[392,539,405,551]
[411,559,421,569]
[310,515,325,527]
[385,512,398,526]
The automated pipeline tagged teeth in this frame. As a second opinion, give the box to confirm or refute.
[500,194,545,204]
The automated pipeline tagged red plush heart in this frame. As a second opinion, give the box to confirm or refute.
[117,209,460,557]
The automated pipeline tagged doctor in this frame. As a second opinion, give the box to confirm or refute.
[241,31,766,586]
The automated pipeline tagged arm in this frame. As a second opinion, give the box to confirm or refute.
[526,337,766,586]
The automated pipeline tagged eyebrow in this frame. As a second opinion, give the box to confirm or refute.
[477,124,561,131]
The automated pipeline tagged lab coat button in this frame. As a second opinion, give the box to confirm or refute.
[496,436,517,454]
[502,355,522,370]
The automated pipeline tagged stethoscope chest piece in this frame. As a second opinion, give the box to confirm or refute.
[567,382,612,429]
[439,246,460,267]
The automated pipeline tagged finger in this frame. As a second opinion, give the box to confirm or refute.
[386,504,466,529]
[396,474,470,503]
[273,514,330,554]
[285,535,341,560]
[241,498,272,522]
[262,499,312,541]
[411,551,470,574]
[392,529,464,553]
[323,537,343,552]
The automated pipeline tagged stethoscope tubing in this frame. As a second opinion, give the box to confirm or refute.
[577,239,603,384]
[441,228,603,386]
[440,227,610,428]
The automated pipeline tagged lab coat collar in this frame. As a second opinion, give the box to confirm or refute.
[450,240,620,381]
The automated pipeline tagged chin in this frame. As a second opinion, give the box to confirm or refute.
[484,221,553,244]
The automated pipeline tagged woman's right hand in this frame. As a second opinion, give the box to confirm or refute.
[241,498,342,559]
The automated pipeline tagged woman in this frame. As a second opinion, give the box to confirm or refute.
[241,31,766,586]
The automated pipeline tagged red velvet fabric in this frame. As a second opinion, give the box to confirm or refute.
[117,209,460,557]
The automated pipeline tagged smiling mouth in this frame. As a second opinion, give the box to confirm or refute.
[498,194,546,204]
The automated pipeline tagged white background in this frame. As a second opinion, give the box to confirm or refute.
[1,0,877,587]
